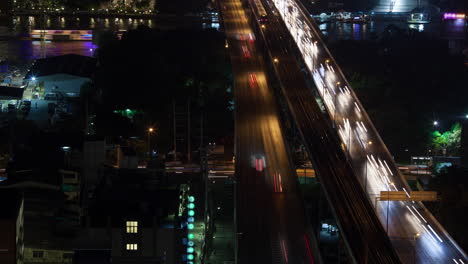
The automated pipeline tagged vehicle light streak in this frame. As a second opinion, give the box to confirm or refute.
[422,224,438,244]
[303,235,315,264]
[269,0,467,259]
[281,240,288,263]
[383,160,393,176]
[412,205,428,223]
[278,173,283,192]
[403,187,411,198]
[354,102,361,112]
[428,225,444,242]
[406,205,422,224]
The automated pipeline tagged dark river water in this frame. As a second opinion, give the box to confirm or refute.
[0,15,466,64]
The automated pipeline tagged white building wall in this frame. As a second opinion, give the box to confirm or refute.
[35,74,90,98]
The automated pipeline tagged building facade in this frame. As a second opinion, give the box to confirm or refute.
[0,191,24,264]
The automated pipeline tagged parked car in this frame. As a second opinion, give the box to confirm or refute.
[44,93,58,101]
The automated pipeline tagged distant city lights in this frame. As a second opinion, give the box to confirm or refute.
[443,13,466,20]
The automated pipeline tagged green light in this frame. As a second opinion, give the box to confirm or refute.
[188,210,195,217]
[187,203,195,209]
[188,223,194,229]
[187,247,194,253]
[188,196,195,202]
[188,233,195,239]
[187,254,194,260]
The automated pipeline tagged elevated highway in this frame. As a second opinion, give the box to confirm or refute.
[257,0,468,262]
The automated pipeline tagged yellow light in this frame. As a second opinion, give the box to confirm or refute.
[261,24,266,29]
[368,141,372,145]
[325,59,330,63]
[273,58,279,63]
[148,128,154,132]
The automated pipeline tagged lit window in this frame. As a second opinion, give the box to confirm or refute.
[126,221,138,233]
[126,243,138,251]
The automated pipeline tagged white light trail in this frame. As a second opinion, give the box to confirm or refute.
[422,224,438,244]
[268,0,461,258]
[354,102,361,112]
[406,205,421,224]
[383,160,393,176]
[412,205,428,223]
[428,225,443,243]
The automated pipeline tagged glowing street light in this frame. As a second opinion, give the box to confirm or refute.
[147,127,155,159]
[433,121,438,126]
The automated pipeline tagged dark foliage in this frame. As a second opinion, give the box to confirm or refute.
[427,166,468,250]
[94,26,233,152]
[329,27,468,161]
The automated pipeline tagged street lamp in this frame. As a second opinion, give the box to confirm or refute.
[147,127,154,159]
[413,233,420,240]
[433,121,438,126]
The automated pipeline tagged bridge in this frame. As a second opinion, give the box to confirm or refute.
[220,0,468,262]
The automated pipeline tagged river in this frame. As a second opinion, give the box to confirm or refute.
[0,15,466,65]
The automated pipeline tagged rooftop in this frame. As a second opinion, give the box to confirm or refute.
[25,54,97,80]
[0,85,24,100]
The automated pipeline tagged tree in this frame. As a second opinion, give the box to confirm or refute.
[431,123,461,156]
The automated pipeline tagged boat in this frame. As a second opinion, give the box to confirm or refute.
[28,29,93,41]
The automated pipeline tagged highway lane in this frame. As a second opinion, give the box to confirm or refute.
[258,0,468,262]
[247,0,403,263]
[219,0,318,262]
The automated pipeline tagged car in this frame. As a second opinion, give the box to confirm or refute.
[44,93,58,101]
[22,100,31,110]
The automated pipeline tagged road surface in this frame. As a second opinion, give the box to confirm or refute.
[220,0,318,262]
